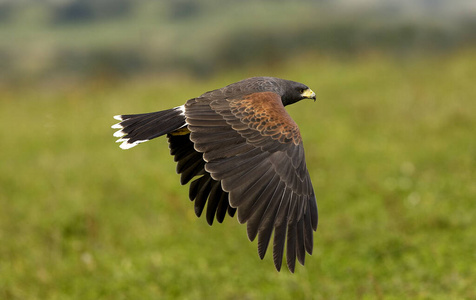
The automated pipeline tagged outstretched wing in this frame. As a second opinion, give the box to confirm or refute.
[185,91,318,272]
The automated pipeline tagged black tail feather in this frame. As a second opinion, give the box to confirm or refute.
[112,106,186,149]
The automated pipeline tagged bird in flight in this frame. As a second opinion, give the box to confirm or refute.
[112,77,318,272]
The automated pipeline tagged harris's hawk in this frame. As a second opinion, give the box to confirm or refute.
[112,77,317,272]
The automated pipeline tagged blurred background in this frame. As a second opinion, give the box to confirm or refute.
[1,0,475,82]
[1,0,475,299]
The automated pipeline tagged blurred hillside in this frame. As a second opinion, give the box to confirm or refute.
[1,0,475,81]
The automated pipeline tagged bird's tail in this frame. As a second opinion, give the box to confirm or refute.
[112,105,186,149]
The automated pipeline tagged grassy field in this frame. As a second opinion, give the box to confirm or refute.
[1,51,475,299]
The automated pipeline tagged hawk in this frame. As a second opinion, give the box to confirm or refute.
[112,77,318,272]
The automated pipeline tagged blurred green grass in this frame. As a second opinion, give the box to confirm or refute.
[1,52,475,299]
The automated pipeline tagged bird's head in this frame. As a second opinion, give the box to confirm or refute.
[278,79,316,106]
[227,77,316,106]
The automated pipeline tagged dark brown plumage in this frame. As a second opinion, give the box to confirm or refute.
[112,77,317,272]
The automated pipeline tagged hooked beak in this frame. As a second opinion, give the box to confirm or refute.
[301,88,316,101]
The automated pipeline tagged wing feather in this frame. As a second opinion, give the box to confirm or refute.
[216,190,230,223]
[194,175,213,217]
[223,158,270,199]
[245,173,281,241]
[257,182,285,260]
[235,166,276,223]
[272,189,291,271]
[296,217,306,265]
[205,180,224,225]
[286,220,298,272]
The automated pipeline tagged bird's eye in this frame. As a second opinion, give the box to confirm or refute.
[299,88,305,94]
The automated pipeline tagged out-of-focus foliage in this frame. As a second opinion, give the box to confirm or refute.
[50,0,132,24]
[0,0,475,80]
